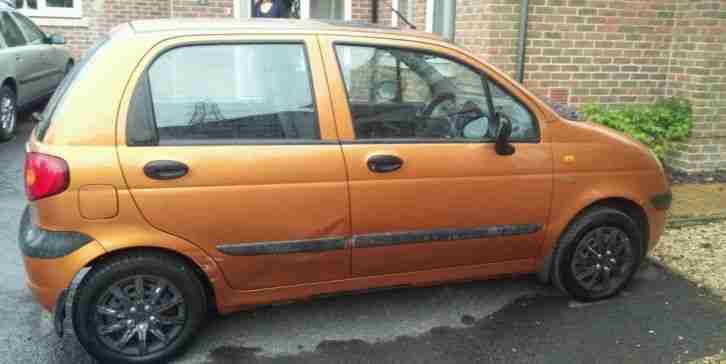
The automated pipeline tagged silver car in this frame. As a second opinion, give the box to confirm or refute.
[0,0,73,141]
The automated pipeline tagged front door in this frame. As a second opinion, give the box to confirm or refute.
[117,35,351,291]
[321,36,553,277]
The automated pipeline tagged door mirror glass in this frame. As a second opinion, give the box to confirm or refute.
[495,113,515,156]
[373,80,399,103]
[47,34,65,45]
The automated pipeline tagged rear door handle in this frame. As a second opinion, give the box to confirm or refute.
[144,160,189,180]
[367,154,403,173]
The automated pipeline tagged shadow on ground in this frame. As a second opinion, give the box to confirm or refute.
[196,263,726,364]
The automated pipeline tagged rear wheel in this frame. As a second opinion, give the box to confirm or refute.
[0,85,17,142]
[73,252,207,364]
[552,207,643,301]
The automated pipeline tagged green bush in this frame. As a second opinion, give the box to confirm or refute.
[580,97,693,160]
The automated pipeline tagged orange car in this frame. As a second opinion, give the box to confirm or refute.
[20,19,670,364]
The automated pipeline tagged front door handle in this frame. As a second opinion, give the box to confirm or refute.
[367,154,403,173]
[144,160,189,180]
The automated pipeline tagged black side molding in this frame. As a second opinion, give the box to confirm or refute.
[215,224,543,256]
[217,236,346,256]
[354,224,543,249]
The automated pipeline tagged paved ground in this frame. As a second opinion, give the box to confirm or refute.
[1,117,726,364]
[670,183,726,220]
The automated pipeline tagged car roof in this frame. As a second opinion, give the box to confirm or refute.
[126,18,445,42]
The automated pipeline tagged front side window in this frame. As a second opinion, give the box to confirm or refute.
[335,44,538,142]
[12,12,44,44]
[130,43,319,146]
[0,12,27,47]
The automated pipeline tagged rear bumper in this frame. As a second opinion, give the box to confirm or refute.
[22,241,106,312]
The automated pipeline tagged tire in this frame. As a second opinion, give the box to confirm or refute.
[552,207,643,302]
[72,252,208,364]
[0,85,17,142]
[65,61,74,76]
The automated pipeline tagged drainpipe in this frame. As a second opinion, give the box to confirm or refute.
[372,0,379,23]
[515,0,530,83]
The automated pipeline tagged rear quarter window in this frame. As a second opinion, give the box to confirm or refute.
[36,37,108,141]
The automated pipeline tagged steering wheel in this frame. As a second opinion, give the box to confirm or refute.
[419,93,456,118]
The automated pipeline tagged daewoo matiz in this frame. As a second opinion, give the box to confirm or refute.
[20,19,671,364]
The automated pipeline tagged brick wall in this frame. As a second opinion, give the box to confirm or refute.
[351,0,373,22]
[40,0,171,58]
[31,0,726,171]
[172,0,234,18]
[666,0,726,171]
[38,0,233,59]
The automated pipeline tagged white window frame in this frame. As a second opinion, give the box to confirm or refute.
[238,0,352,21]
[425,0,455,40]
[17,0,83,18]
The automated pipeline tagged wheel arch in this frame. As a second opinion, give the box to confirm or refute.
[2,77,17,96]
[83,246,218,312]
[537,196,649,283]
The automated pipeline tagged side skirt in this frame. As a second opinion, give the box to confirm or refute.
[215,258,536,314]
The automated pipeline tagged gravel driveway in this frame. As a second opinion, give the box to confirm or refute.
[653,221,726,364]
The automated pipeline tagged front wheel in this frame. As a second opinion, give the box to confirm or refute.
[552,207,643,301]
[0,86,17,142]
[72,252,207,364]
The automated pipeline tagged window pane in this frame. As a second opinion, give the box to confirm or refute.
[488,81,537,142]
[147,43,319,144]
[46,0,73,7]
[336,44,494,141]
[0,12,27,47]
[310,0,344,20]
[431,0,455,40]
[12,12,44,43]
[15,0,38,10]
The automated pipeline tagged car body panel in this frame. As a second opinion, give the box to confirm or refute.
[0,9,72,107]
[21,19,670,315]
[317,35,553,276]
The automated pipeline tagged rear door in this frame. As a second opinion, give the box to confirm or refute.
[116,35,351,291]
[12,12,63,93]
[321,36,553,277]
[0,11,39,104]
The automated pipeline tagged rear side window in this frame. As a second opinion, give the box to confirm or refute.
[128,43,320,146]
[12,12,45,44]
[36,37,108,141]
[0,12,27,47]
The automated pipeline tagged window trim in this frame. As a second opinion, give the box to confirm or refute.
[426,0,456,40]
[16,0,83,19]
[332,41,541,144]
[127,40,326,147]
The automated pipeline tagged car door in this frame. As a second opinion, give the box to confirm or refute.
[320,36,553,277]
[12,12,62,93]
[0,11,39,105]
[116,35,352,291]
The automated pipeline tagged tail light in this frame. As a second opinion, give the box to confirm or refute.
[25,152,69,201]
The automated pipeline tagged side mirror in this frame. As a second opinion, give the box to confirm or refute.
[47,34,66,45]
[495,113,515,156]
